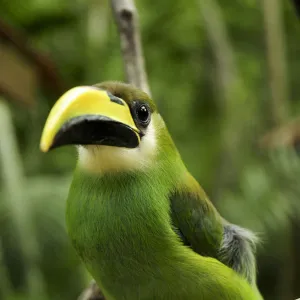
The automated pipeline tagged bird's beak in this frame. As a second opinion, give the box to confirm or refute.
[40,86,140,152]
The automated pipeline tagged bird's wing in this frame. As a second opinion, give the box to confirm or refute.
[170,171,258,285]
[170,171,223,257]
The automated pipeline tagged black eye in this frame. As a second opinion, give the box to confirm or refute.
[136,104,150,125]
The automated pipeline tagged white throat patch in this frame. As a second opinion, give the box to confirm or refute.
[77,117,157,174]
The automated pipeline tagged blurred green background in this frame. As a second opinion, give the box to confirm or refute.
[0,0,300,299]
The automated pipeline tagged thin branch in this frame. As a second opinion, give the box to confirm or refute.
[111,0,151,96]
[259,118,300,150]
[78,281,105,300]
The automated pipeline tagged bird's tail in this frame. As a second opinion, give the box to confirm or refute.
[218,223,260,286]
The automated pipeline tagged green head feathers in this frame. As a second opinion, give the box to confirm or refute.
[95,81,157,112]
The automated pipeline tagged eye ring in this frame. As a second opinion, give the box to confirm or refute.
[135,104,150,126]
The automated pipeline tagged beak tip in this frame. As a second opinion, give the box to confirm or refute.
[40,141,50,153]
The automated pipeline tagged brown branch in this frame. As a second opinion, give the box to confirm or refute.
[111,0,151,96]
[78,1,150,299]
[78,281,105,300]
[259,118,300,150]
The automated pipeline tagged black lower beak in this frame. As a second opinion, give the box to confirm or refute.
[50,115,140,150]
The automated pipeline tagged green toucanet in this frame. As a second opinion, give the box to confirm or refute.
[40,82,262,299]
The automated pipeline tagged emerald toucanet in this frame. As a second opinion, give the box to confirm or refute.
[40,82,262,299]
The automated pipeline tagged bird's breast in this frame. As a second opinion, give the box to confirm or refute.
[66,171,177,278]
[65,171,259,300]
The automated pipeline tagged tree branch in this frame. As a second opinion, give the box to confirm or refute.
[78,281,105,300]
[111,0,151,96]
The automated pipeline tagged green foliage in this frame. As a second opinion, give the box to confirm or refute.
[0,0,300,299]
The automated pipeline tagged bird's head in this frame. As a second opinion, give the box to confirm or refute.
[40,81,179,174]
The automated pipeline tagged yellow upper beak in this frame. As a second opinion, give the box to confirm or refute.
[40,86,140,152]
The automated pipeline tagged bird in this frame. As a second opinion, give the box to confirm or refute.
[40,81,263,299]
